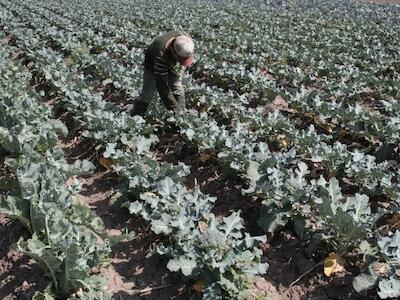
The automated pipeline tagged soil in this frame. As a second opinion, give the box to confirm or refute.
[253,231,380,300]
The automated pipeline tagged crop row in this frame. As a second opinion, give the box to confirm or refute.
[0,37,112,299]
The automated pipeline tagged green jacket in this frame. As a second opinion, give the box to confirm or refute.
[144,31,189,112]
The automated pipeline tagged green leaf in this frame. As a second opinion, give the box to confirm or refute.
[0,176,19,191]
[257,206,288,233]
[244,233,267,248]
[293,216,310,240]
[353,273,377,293]
[157,177,176,197]
[324,178,343,215]
[74,275,112,300]
[377,277,400,299]
[167,256,197,276]
[202,282,222,300]
[288,161,309,189]
[221,212,244,239]
[32,291,56,300]
[48,120,68,137]
[245,161,260,192]
[16,235,62,292]
[0,195,31,230]
[374,144,396,163]
[151,214,172,235]
[69,204,106,237]
[0,126,21,153]
[127,201,143,214]
[344,194,371,222]
[183,128,195,140]
[219,275,239,294]
[202,229,227,248]
[70,160,95,175]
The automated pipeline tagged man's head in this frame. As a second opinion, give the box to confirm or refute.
[173,35,194,67]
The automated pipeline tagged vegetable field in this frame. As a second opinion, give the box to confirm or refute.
[0,0,399,299]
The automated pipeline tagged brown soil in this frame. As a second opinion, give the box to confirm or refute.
[184,158,262,231]
[253,231,380,300]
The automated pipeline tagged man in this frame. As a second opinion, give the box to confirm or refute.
[132,31,194,116]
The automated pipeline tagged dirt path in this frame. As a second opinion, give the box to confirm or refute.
[74,171,188,299]
[253,232,379,300]
[55,111,191,299]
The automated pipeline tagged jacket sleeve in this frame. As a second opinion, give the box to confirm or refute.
[169,65,186,109]
[153,51,185,112]
[154,74,182,112]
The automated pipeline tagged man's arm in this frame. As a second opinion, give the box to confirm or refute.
[154,74,182,112]
[169,65,186,109]
[153,51,185,112]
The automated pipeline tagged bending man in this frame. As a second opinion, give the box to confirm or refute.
[132,31,194,116]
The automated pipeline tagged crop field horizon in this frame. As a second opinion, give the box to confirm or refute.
[0,0,399,299]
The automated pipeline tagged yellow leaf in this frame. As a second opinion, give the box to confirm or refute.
[192,278,206,293]
[324,253,345,277]
[99,157,114,170]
